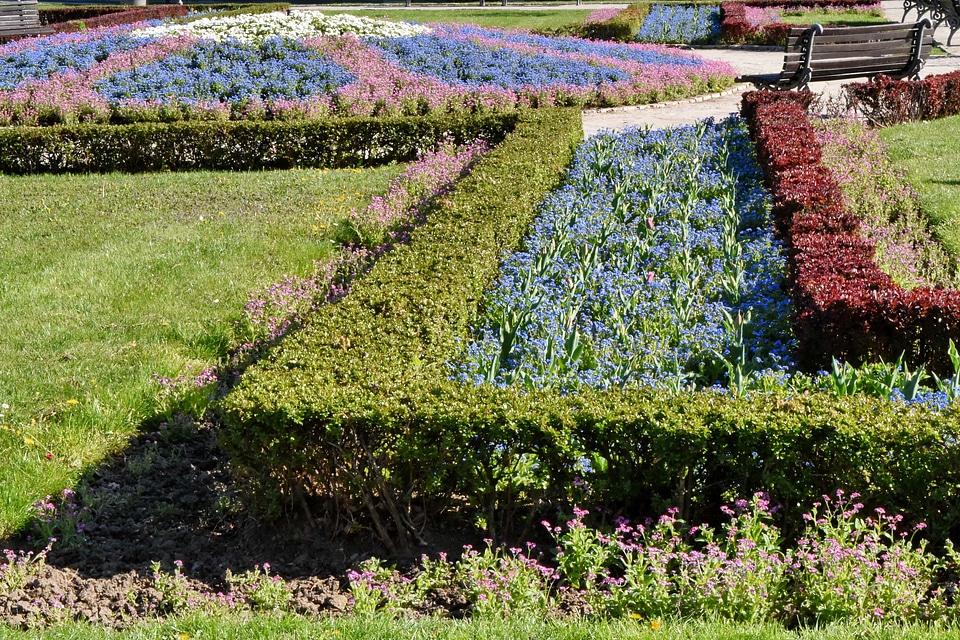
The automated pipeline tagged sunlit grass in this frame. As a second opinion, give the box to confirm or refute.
[880,113,960,258]
[0,165,403,537]
[8,612,960,640]
[778,7,888,26]
[320,8,593,30]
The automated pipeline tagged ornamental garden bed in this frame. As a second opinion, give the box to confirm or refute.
[2,5,960,634]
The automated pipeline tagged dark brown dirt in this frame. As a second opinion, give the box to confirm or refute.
[0,413,449,629]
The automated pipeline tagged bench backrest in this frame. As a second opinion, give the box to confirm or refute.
[0,0,49,37]
[780,20,933,83]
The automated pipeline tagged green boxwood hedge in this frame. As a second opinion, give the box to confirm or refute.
[218,106,960,553]
[0,113,517,174]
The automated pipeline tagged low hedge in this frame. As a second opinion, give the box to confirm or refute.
[51,5,188,33]
[742,90,960,377]
[720,2,792,45]
[219,108,582,551]
[845,70,960,126]
[537,4,650,42]
[220,104,960,553]
[40,7,129,26]
[584,4,652,42]
[0,112,516,174]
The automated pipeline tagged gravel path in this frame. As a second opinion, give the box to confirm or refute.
[582,0,960,134]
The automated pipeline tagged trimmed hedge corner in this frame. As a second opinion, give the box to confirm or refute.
[220,104,960,554]
[845,70,960,126]
[742,90,960,376]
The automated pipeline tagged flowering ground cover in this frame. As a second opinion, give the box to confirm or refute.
[349,492,956,625]
[0,11,735,126]
[456,118,793,392]
[815,117,958,290]
[636,5,722,44]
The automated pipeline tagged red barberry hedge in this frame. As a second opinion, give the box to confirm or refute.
[720,2,794,45]
[846,71,960,126]
[742,91,960,375]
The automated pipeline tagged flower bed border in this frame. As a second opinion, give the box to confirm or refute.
[742,90,960,376]
[0,112,516,174]
[220,107,960,553]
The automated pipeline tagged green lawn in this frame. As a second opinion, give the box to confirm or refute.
[778,7,888,26]
[319,8,593,30]
[880,114,960,258]
[0,165,402,537]
[7,613,960,640]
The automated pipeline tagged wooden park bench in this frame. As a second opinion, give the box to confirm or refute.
[0,0,53,43]
[737,20,933,91]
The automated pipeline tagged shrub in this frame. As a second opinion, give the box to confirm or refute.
[742,90,960,376]
[720,2,793,46]
[219,108,582,552]
[221,104,960,554]
[52,6,189,34]
[0,112,515,174]
[846,71,960,126]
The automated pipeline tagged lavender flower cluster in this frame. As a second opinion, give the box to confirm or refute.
[152,141,488,402]
[455,118,794,392]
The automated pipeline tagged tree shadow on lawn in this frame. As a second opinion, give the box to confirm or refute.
[0,413,477,627]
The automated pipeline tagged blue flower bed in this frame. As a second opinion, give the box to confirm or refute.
[94,37,356,106]
[0,35,151,90]
[455,118,794,391]
[438,24,706,68]
[636,5,722,45]
[369,34,630,89]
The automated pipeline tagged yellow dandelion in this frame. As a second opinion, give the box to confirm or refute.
[66,399,79,405]
[651,619,662,630]
[24,436,37,446]
[629,613,642,620]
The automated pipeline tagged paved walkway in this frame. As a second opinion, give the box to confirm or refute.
[306,1,960,133]
[583,0,960,134]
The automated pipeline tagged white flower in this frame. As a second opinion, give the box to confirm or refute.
[130,10,430,43]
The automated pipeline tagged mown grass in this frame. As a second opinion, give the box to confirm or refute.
[8,613,960,640]
[321,8,593,30]
[880,113,960,258]
[778,8,889,26]
[0,165,403,537]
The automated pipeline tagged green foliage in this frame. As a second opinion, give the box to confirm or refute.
[220,107,960,552]
[151,561,192,615]
[225,564,292,612]
[219,108,582,550]
[0,113,515,175]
